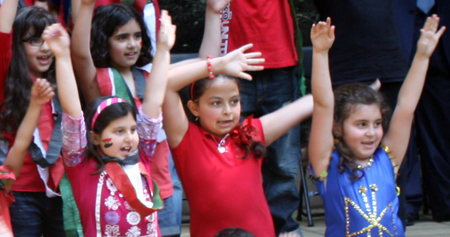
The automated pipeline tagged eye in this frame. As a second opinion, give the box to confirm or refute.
[117,35,127,41]
[230,99,240,106]
[374,121,382,127]
[115,129,124,134]
[130,127,137,133]
[357,122,367,127]
[29,38,44,46]
[134,32,142,39]
[212,101,221,106]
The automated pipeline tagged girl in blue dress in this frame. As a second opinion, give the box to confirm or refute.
[308,16,445,236]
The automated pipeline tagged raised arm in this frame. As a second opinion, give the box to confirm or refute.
[382,15,445,166]
[170,0,230,68]
[3,79,54,191]
[163,44,264,147]
[308,18,336,176]
[70,0,101,104]
[43,23,82,118]
[141,10,176,118]
[0,0,19,33]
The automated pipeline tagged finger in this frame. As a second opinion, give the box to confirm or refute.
[245,65,264,71]
[246,58,265,65]
[239,43,253,52]
[436,26,446,38]
[237,72,252,81]
[244,52,262,59]
[329,25,336,38]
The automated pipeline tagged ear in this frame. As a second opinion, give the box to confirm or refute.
[187,100,200,117]
[91,131,100,145]
[332,121,343,137]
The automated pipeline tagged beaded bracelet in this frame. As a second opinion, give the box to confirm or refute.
[207,55,214,80]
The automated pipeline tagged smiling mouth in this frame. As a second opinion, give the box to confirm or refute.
[125,52,137,57]
[121,146,132,152]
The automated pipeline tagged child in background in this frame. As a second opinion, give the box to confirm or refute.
[162,44,313,236]
[308,17,445,236]
[0,79,54,237]
[42,13,174,236]
[0,0,66,235]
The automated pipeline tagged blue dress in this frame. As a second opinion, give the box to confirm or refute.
[314,147,405,236]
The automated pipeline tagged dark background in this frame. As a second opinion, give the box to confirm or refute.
[159,0,318,53]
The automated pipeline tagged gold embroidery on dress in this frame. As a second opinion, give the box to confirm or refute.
[344,184,397,237]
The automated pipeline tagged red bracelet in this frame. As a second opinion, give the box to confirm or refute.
[207,55,214,80]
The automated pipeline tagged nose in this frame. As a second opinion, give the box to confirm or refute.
[128,38,139,48]
[223,103,231,115]
[366,126,375,136]
[40,41,50,51]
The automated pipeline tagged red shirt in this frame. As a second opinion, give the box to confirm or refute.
[171,118,275,236]
[221,0,298,69]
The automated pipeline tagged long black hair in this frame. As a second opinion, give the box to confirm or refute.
[0,6,57,134]
[84,96,137,173]
[333,83,391,180]
[90,4,152,68]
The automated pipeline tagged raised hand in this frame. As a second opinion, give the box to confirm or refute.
[30,78,55,106]
[158,10,177,51]
[220,43,265,80]
[311,17,335,53]
[207,0,231,13]
[417,14,446,57]
[42,23,71,59]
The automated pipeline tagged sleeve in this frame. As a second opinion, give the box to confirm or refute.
[136,107,162,163]
[61,112,87,167]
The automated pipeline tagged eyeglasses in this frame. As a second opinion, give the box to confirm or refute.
[23,37,45,47]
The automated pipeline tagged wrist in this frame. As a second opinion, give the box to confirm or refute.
[211,57,224,75]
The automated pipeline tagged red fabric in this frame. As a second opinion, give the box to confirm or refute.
[0,165,16,235]
[221,0,298,69]
[96,67,173,199]
[0,32,12,104]
[66,158,160,237]
[171,117,275,236]
[0,32,64,193]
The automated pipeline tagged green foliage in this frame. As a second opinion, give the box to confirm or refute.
[160,0,318,53]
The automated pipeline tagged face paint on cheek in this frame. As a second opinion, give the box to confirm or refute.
[102,138,113,148]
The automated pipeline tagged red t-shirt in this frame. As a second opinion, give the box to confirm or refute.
[171,118,275,236]
[221,0,298,69]
[0,31,64,193]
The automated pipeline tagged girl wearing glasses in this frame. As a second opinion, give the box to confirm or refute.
[0,0,67,236]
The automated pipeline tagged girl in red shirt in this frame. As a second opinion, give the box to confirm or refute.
[162,44,313,236]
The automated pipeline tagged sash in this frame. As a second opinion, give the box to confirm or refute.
[110,67,147,108]
[28,93,63,168]
[104,162,163,217]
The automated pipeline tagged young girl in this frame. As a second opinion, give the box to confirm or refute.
[42,14,174,235]
[162,44,313,236]
[0,79,54,237]
[308,17,445,236]
[0,0,67,235]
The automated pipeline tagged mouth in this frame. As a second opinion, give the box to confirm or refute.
[218,120,234,127]
[37,55,52,65]
[120,146,132,153]
[361,141,375,148]
[125,52,138,58]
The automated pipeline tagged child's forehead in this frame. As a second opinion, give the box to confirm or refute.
[347,103,382,119]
